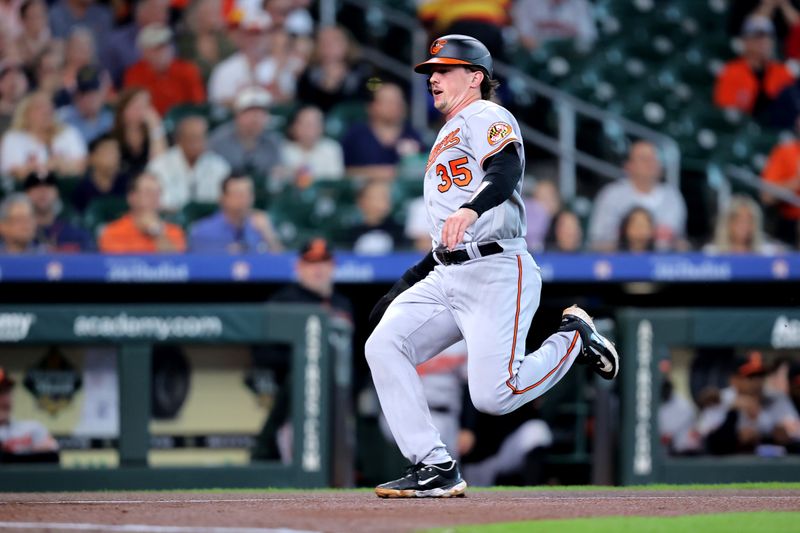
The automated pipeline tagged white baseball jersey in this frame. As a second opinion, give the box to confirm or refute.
[424,100,527,252]
[367,97,583,468]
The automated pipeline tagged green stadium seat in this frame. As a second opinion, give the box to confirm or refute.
[182,202,219,227]
[82,196,128,234]
[325,101,368,139]
[268,102,300,134]
[164,103,231,138]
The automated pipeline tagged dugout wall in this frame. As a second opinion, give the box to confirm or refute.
[618,308,800,485]
[0,304,352,491]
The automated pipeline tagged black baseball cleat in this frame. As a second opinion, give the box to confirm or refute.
[558,305,619,380]
[375,460,467,498]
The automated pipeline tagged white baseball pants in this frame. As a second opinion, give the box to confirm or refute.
[365,252,582,465]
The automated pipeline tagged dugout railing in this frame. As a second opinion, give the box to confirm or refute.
[0,303,352,492]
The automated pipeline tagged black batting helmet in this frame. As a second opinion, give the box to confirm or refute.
[414,34,493,78]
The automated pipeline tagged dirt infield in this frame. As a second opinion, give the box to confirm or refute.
[1,489,799,532]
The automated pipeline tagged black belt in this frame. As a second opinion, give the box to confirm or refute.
[434,242,503,265]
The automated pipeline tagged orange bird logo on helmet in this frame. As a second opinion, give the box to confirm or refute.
[430,39,447,55]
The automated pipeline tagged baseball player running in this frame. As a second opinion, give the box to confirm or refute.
[365,35,619,498]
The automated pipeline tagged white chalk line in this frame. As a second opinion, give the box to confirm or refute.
[0,498,299,505]
[1,495,799,506]
[0,523,319,533]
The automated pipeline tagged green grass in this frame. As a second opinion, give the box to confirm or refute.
[423,512,800,533]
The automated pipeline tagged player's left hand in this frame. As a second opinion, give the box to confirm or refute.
[441,207,478,250]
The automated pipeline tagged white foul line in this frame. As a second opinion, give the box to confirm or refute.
[0,498,302,505]
[0,494,798,506]
[0,523,319,533]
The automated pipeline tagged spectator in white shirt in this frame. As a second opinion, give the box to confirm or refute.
[512,0,597,51]
[147,115,231,212]
[588,141,688,252]
[0,90,87,182]
[207,9,299,107]
[281,105,343,184]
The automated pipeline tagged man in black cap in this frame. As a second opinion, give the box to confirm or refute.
[0,367,59,462]
[251,238,353,461]
[57,65,113,144]
[24,171,94,252]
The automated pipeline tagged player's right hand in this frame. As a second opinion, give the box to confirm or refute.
[441,208,478,250]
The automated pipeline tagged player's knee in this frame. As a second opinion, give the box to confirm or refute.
[470,389,508,416]
[364,328,398,369]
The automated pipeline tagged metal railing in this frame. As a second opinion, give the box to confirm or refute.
[716,164,800,209]
[320,0,682,201]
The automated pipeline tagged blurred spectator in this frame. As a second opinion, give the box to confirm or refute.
[0,193,41,254]
[48,0,113,50]
[588,141,687,252]
[0,62,28,137]
[262,16,307,103]
[790,363,800,414]
[123,24,206,116]
[54,27,111,107]
[148,115,230,212]
[98,171,186,253]
[32,43,66,100]
[56,28,102,107]
[618,206,656,253]
[208,86,282,183]
[773,0,800,60]
[102,0,170,87]
[263,0,314,37]
[341,83,422,182]
[0,91,87,182]
[417,0,509,63]
[461,412,552,486]
[267,0,315,72]
[658,361,698,455]
[0,0,24,42]
[189,174,282,253]
[704,195,787,254]
[0,367,59,461]
[23,171,93,252]
[295,25,370,113]
[404,196,431,252]
[281,105,344,183]
[729,0,800,43]
[251,237,352,462]
[346,179,407,254]
[714,15,794,122]
[761,125,800,246]
[72,134,128,213]
[702,351,800,455]
[15,0,51,68]
[57,65,113,144]
[544,208,583,252]
[766,75,800,130]
[512,0,597,51]
[207,10,298,106]
[524,177,561,252]
[111,87,168,178]
[175,0,236,83]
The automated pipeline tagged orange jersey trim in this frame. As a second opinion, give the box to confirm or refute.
[480,136,519,168]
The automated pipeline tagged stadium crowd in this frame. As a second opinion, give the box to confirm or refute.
[0,0,798,255]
